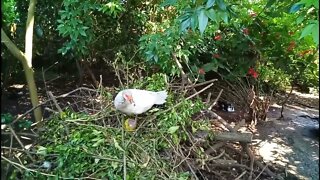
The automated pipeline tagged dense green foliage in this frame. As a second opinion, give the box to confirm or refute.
[2,0,318,90]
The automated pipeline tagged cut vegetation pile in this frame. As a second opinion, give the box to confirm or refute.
[1,74,285,179]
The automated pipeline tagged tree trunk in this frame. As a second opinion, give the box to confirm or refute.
[1,0,42,123]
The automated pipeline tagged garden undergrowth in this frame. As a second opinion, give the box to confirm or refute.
[21,73,213,179]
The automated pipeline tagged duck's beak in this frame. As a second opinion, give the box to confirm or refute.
[124,94,135,104]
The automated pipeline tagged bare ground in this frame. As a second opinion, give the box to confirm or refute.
[253,91,319,180]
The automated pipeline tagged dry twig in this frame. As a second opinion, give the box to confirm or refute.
[7,125,35,161]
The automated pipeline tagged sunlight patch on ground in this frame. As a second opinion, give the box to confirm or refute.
[256,137,293,163]
[291,90,319,99]
[9,84,25,89]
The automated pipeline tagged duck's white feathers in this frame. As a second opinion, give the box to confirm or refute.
[114,89,168,115]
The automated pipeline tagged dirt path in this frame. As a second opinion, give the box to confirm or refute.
[253,92,319,179]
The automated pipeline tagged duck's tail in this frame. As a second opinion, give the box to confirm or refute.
[154,91,168,105]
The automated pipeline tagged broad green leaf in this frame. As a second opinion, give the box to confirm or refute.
[300,23,316,39]
[190,13,198,31]
[205,9,217,22]
[180,18,191,32]
[198,9,208,35]
[154,55,159,62]
[206,0,215,8]
[219,11,229,23]
[216,0,226,11]
[296,15,304,24]
[290,3,304,13]
[79,30,86,37]
[168,126,180,134]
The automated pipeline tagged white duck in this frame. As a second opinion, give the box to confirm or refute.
[114,89,168,115]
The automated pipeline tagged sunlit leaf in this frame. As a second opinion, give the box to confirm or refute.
[190,13,198,31]
[300,23,316,39]
[168,126,180,134]
[180,18,191,32]
[219,11,229,23]
[296,15,304,24]
[198,9,208,35]
[290,3,304,13]
[216,0,226,11]
[205,9,217,22]
[113,138,124,152]
[206,0,215,8]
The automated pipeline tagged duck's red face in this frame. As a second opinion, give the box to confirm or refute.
[123,93,134,104]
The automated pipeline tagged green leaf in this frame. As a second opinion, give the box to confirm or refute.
[190,13,198,31]
[205,9,217,22]
[92,139,104,147]
[168,126,180,134]
[154,55,159,62]
[266,0,276,8]
[216,0,226,11]
[312,24,319,45]
[79,30,86,37]
[296,15,304,24]
[198,9,208,35]
[36,146,47,156]
[180,18,191,32]
[206,0,215,8]
[290,3,304,13]
[160,0,177,7]
[301,0,318,7]
[219,11,229,23]
[300,23,316,39]
[113,138,124,152]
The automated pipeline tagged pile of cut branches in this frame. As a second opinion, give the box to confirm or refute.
[1,73,283,179]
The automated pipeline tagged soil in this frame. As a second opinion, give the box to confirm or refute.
[214,90,319,180]
[1,75,319,179]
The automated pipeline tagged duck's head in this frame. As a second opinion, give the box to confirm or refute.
[122,90,135,105]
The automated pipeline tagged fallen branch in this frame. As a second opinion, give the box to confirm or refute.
[225,144,278,179]
[1,156,90,179]
[208,89,223,110]
[254,163,269,180]
[47,91,63,113]
[206,92,212,105]
[235,171,247,180]
[8,125,35,161]
[1,132,39,137]
[170,79,218,89]
[205,119,245,155]
[215,132,252,143]
[1,146,58,156]
[242,143,254,180]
